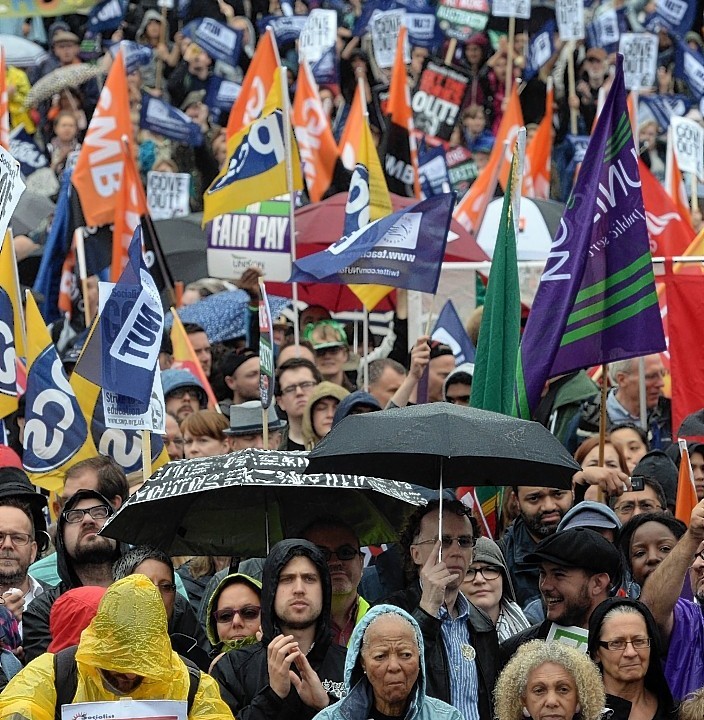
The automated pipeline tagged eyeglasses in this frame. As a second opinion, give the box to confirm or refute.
[213,605,261,623]
[414,535,476,549]
[598,638,651,651]
[612,501,663,516]
[0,532,33,546]
[280,381,317,396]
[315,544,360,561]
[163,436,185,447]
[62,505,111,524]
[466,565,501,581]
[156,582,177,594]
[168,388,199,400]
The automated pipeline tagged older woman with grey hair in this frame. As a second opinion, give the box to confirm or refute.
[494,640,606,720]
[313,604,461,720]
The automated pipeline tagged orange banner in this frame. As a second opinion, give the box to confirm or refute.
[524,80,553,200]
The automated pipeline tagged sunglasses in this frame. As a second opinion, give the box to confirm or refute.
[315,544,360,561]
[213,605,261,624]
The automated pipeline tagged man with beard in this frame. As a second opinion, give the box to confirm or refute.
[301,518,368,646]
[211,539,346,720]
[500,527,621,659]
[22,489,124,663]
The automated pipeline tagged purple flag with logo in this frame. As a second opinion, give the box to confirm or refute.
[289,192,454,293]
[514,55,665,419]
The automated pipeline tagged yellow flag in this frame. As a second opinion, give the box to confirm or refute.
[0,231,26,358]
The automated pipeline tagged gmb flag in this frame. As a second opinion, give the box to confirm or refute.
[290,180,454,294]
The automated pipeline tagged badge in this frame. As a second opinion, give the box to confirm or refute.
[461,644,476,661]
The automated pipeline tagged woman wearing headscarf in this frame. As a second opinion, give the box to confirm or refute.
[312,604,462,720]
[588,598,677,720]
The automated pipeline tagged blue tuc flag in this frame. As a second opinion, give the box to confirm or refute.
[9,128,48,178]
[258,15,308,44]
[290,190,455,293]
[432,299,475,364]
[675,40,704,101]
[139,93,204,146]
[182,18,243,67]
[87,0,126,33]
[108,40,153,73]
[514,55,666,419]
[644,0,696,36]
[524,19,556,81]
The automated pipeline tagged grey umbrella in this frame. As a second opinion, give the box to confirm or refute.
[9,191,55,236]
[0,36,49,68]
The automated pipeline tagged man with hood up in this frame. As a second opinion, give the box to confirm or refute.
[22,489,125,663]
[0,575,234,720]
[211,539,346,720]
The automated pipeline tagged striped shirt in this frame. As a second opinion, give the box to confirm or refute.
[438,592,479,720]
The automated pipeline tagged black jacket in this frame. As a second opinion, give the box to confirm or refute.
[500,620,551,663]
[381,581,501,720]
[497,517,542,610]
[211,540,346,720]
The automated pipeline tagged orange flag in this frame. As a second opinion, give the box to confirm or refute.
[292,60,339,203]
[338,82,364,170]
[226,28,279,140]
[170,310,219,410]
[0,48,9,150]
[111,141,147,281]
[676,439,699,525]
[524,79,553,200]
[72,50,132,228]
[454,84,523,237]
[665,128,692,227]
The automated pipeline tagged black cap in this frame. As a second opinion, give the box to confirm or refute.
[221,349,258,377]
[633,450,678,508]
[0,468,50,552]
[524,527,621,582]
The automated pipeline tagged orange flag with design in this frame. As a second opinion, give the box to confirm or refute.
[72,49,131,228]
[524,79,553,200]
[665,127,692,227]
[0,48,9,150]
[112,142,147,281]
[292,60,339,203]
[676,439,699,525]
[226,28,279,140]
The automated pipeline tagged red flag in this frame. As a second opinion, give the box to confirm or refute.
[676,440,699,525]
[72,50,132,227]
[292,60,339,203]
[226,29,279,140]
[524,79,553,200]
[0,48,9,150]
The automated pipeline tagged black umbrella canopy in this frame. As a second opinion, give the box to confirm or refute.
[99,450,426,556]
[307,404,580,489]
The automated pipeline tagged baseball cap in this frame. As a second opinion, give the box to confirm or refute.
[303,320,348,350]
[557,501,621,533]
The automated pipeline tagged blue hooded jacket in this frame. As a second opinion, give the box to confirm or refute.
[312,604,462,720]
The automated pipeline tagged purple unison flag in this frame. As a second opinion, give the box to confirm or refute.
[289,193,454,293]
[514,55,665,419]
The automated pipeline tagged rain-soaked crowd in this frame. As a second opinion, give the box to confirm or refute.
[0,292,703,720]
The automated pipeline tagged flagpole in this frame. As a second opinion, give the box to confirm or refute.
[363,307,369,392]
[567,42,578,135]
[597,362,608,503]
[691,173,699,217]
[506,14,515,98]
[5,230,27,352]
[638,355,647,429]
[74,228,92,329]
[141,429,152,482]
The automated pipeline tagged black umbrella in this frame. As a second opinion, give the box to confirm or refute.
[306,404,581,490]
[99,450,426,556]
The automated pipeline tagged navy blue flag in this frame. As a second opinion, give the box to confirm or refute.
[99,226,163,412]
[418,144,450,198]
[586,8,627,55]
[639,93,693,130]
[290,192,455,293]
[675,39,704,101]
[140,93,204,147]
[182,18,243,67]
[108,41,153,74]
[87,0,126,33]
[205,76,241,123]
[33,169,72,324]
[353,0,440,48]
[258,15,308,44]
[644,0,696,37]
[311,45,339,87]
[353,0,396,36]
[524,19,556,82]
[9,128,48,178]
[432,299,475,364]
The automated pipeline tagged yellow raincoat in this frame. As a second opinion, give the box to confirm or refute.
[0,575,234,720]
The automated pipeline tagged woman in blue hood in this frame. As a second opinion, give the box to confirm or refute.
[313,605,462,720]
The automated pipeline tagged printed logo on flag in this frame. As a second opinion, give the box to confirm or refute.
[23,349,87,472]
[0,289,15,398]
[377,213,422,250]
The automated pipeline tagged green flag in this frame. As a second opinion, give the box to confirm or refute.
[470,148,522,416]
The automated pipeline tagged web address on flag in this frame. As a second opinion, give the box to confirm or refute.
[361,250,416,262]
[342,267,401,278]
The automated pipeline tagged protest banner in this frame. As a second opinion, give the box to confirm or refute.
[140,93,204,146]
[586,8,623,53]
[207,199,292,282]
[182,17,242,67]
[258,279,274,410]
[546,624,589,653]
[644,0,696,37]
[298,9,337,64]
[555,0,584,41]
[619,33,658,90]
[491,0,530,19]
[524,19,556,81]
[675,40,704,102]
[87,0,126,33]
[0,147,25,243]
[435,0,489,40]
[419,145,450,197]
[405,8,442,50]
[9,127,48,178]
[445,145,476,196]
[258,15,308,44]
[62,700,186,720]
[371,9,409,69]
[2,0,97,16]
[412,60,470,144]
[670,116,704,181]
[147,171,191,220]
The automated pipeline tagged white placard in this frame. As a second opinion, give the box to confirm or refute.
[371,9,411,69]
[298,9,337,64]
[491,0,530,20]
[0,146,26,241]
[62,700,187,720]
[546,623,589,653]
[147,171,191,221]
[555,0,584,41]
[671,116,704,181]
[157,0,173,8]
[619,33,658,90]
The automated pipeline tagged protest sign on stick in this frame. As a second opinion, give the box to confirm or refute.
[298,9,337,64]
[491,0,530,19]
[371,9,409,69]
[619,33,658,90]
[555,0,584,41]
[0,147,25,243]
[670,116,704,180]
[147,171,191,220]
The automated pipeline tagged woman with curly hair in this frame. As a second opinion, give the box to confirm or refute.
[494,640,606,720]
